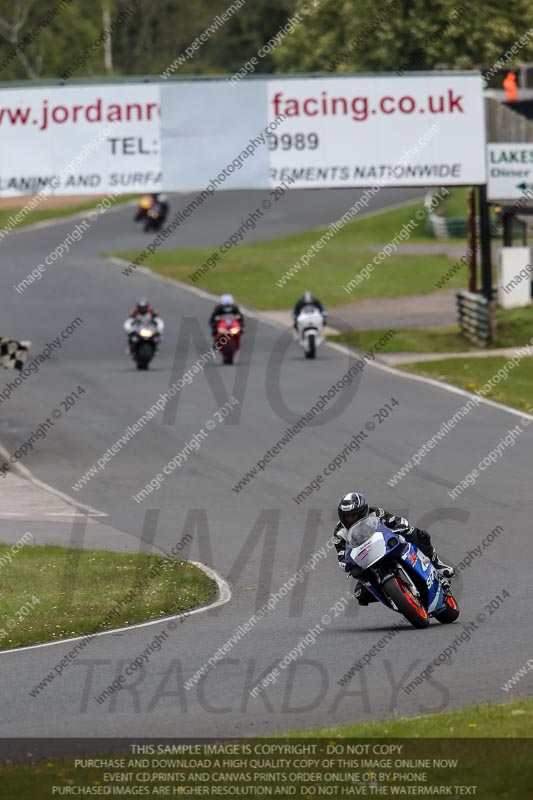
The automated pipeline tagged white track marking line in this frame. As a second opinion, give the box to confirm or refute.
[327,340,533,422]
[45,512,102,517]
[0,562,231,656]
[0,440,107,518]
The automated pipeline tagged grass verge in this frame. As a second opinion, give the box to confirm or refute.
[329,307,533,354]
[0,542,216,650]
[121,250,462,309]
[1,701,531,798]
[117,201,467,309]
[400,356,533,413]
[288,698,533,738]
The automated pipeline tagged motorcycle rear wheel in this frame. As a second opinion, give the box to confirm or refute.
[383,576,430,629]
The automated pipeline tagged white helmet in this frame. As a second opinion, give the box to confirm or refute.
[221,294,234,305]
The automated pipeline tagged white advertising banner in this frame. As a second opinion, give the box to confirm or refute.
[0,74,485,196]
[0,84,161,196]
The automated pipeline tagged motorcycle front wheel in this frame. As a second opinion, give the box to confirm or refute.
[222,340,234,364]
[305,333,316,359]
[136,342,153,370]
[383,576,430,629]
[435,593,460,624]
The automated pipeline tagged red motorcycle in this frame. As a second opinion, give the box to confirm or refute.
[215,315,242,365]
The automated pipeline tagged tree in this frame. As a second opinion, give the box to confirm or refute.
[272,0,533,74]
[0,0,39,79]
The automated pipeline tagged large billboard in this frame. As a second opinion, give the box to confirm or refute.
[0,74,485,196]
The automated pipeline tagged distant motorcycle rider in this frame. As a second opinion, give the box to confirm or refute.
[134,193,169,224]
[209,294,245,337]
[134,194,155,221]
[333,492,455,605]
[292,290,327,329]
[150,193,169,221]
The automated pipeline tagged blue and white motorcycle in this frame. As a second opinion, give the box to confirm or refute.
[344,515,459,629]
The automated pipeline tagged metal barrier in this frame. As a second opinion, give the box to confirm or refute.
[455,290,494,347]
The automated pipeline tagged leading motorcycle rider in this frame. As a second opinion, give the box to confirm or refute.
[123,298,164,351]
[209,294,245,337]
[334,492,455,605]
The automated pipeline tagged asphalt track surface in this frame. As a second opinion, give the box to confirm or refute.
[0,187,532,740]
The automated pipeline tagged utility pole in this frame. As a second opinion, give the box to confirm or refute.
[477,184,493,301]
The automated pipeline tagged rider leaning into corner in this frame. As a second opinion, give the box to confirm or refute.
[333,492,455,605]
[292,290,327,329]
[209,294,245,337]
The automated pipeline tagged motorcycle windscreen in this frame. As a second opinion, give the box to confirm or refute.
[347,514,380,547]
[347,515,386,569]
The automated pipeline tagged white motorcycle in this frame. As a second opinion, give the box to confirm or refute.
[295,305,325,359]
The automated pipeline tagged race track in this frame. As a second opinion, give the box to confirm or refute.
[0,187,531,740]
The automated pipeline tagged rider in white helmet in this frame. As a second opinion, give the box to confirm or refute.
[209,294,245,336]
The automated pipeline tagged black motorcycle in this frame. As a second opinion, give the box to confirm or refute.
[128,319,161,370]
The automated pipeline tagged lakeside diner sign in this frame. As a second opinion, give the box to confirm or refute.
[0,73,485,195]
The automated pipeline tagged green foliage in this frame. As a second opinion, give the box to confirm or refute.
[0,1,531,83]
[0,0,294,80]
[272,0,533,74]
